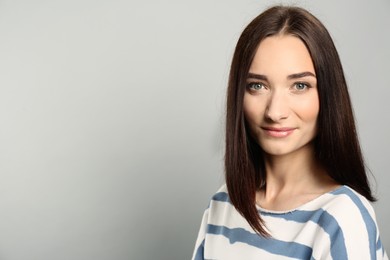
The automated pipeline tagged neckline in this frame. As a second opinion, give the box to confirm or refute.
[256,185,347,215]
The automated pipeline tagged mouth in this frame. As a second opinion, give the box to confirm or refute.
[261,127,296,137]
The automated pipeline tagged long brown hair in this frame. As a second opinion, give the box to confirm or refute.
[225,5,375,236]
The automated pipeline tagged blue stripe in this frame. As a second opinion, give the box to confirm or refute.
[207,192,230,209]
[261,209,348,259]
[377,238,383,255]
[377,237,382,250]
[331,186,377,260]
[193,239,205,260]
[211,192,230,203]
[207,224,312,259]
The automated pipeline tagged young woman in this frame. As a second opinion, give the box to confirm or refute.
[192,5,388,260]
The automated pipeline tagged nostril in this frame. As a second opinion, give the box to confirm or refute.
[265,100,289,122]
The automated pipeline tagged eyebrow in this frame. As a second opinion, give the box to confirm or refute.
[287,71,316,79]
[247,71,316,80]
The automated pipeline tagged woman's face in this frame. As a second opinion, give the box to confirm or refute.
[243,35,319,157]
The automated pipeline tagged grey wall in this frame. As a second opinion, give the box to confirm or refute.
[0,0,389,259]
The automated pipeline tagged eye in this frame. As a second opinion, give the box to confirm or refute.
[247,82,266,91]
[293,82,309,91]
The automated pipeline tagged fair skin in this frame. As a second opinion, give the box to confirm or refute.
[243,35,339,211]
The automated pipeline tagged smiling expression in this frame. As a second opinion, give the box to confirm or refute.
[243,35,319,157]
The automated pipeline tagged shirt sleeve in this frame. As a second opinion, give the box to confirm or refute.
[191,208,209,260]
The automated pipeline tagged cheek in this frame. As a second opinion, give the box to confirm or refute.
[243,96,263,124]
[296,94,320,123]
[303,105,319,122]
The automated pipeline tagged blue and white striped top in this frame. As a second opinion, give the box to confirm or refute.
[192,185,388,260]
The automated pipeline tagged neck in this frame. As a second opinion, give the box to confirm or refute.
[256,143,340,211]
[262,143,330,194]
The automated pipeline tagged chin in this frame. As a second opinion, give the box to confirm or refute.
[261,146,290,156]
[263,150,290,157]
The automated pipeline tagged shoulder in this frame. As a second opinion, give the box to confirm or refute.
[329,185,374,211]
[322,185,376,224]
[313,185,383,259]
[205,184,251,228]
[317,185,378,240]
[210,184,229,202]
[207,184,233,215]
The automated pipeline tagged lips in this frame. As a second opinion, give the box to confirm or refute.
[261,127,296,137]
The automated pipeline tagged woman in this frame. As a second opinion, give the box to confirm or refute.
[192,5,388,260]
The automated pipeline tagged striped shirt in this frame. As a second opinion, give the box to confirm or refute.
[192,185,388,260]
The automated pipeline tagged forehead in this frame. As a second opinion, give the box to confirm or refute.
[249,35,315,76]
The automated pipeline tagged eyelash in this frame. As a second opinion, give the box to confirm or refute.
[293,82,311,91]
[247,82,266,91]
[246,82,312,92]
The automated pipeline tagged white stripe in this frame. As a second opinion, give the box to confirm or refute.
[205,233,299,260]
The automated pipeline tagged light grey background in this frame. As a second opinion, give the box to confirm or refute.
[0,0,388,259]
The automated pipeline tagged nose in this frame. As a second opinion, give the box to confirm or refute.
[265,91,289,122]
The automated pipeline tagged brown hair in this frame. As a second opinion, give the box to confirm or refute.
[225,5,375,236]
